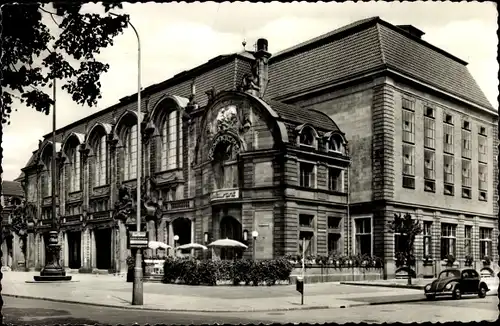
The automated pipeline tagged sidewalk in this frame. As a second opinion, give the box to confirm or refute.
[1,272,426,312]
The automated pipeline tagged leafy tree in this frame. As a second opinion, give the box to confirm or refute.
[388,212,422,285]
[0,3,130,322]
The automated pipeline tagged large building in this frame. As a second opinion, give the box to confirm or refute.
[18,17,497,278]
[1,179,25,271]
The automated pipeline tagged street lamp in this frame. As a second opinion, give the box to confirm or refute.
[110,12,143,306]
[252,230,258,262]
[33,78,71,282]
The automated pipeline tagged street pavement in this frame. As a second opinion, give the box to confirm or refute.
[2,294,498,325]
[2,272,429,312]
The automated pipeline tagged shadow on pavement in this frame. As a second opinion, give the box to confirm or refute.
[3,307,100,325]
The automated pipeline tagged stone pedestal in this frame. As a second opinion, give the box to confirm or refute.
[33,230,72,282]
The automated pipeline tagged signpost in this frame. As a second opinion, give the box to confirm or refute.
[296,237,305,305]
[130,231,149,248]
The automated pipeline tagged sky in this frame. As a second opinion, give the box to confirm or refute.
[2,1,498,181]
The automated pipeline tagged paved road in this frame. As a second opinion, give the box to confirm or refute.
[2,297,274,325]
[3,295,498,325]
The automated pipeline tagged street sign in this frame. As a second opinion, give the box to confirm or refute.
[130,231,149,248]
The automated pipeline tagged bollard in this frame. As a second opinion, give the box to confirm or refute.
[296,276,304,305]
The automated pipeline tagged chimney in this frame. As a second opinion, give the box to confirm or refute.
[396,25,425,39]
[254,38,272,98]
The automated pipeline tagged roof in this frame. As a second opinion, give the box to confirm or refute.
[268,17,494,111]
[265,99,340,132]
[1,181,24,197]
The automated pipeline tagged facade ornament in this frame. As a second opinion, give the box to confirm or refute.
[79,143,91,161]
[205,87,217,105]
[239,62,260,96]
[141,120,155,144]
[113,183,133,222]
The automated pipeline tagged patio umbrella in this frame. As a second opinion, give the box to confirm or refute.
[175,243,208,251]
[148,241,172,250]
[207,238,248,249]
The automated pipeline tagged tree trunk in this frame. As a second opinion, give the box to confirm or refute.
[1,121,4,324]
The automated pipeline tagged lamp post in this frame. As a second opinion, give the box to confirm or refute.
[33,78,71,282]
[110,12,143,305]
[173,235,179,257]
[252,230,258,262]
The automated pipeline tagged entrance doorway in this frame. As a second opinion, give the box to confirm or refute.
[219,216,243,260]
[67,231,81,269]
[94,228,112,270]
[172,218,192,254]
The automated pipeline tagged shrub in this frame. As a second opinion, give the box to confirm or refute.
[465,255,474,267]
[483,255,491,265]
[445,254,456,267]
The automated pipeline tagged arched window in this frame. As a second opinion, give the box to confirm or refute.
[94,135,107,186]
[69,146,81,192]
[299,127,316,147]
[42,159,52,197]
[328,135,345,154]
[160,110,178,171]
[124,124,138,180]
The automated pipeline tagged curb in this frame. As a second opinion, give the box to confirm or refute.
[3,294,334,313]
[340,282,425,290]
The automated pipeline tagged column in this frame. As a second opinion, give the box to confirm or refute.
[91,229,96,269]
[190,218,195,257]
[147,220,156,258]
[168,222,174,256]
[34,233,39,270]
[27,232,35,271]
[63,232,69,269]
[118,221,127,274]
[81,228,87,271]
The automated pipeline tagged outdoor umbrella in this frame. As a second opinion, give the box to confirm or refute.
[207,238,248,249]
[148,241,172,250]
[175,243,208,251]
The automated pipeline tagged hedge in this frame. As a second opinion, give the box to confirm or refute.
[162,257,294,286]
[283,253,384,269]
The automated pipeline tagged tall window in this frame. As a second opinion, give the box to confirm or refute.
[328,167,343,192]
[478,135,487,163]
[94,135,107,186]
[327,216,342,255]
[424,116,435,149]
[70,146,81,192]
[461,129,471,159]
[402,144,415,189]
[42,162,52,197]
[299,162,315,188]
[479,228,493,259]
[160,111,178,171]
[424,149,435,192]
[328,135,344,154]
[299,127,316,147]
[443,154,454,195]
[464,226,473,256]
[423,221,432,257]
[461,159,471,198]
[298,214,315,256]
[478,163,487,201]
[355,218,372,255]
[443,123,454,154]
[440,223,457,259]
[402,109,415,143]
[123,125,138,180]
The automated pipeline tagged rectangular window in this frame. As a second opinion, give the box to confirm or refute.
[462,120,470,131]
[424,106,435,118]
[478,163,487,191]
[298,231,315,257]
[402,144,415,176]
[299,162,315,188]
[478,135,487,163]
[461,130,471,159]
[424,117,435,149]
[443,124,454,154]
[479,227,493,259]
[444,113,454,125]
[328,216,342,230]
[299,214,314,228]
[443,154,454,185]
[440,223,457,259]
[464,226,473,256]
[479,126,487,136]
[424,150,435,180]
[394,233,406,256]
[461,159,471,188]
[402,109,415,144]
[355,218,372,256]
[423,222,432,257]
[328,167,343,192]
[327,233,341,256]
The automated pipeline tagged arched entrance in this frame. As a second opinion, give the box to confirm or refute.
[172,218,192,254]
[219,216,243,260]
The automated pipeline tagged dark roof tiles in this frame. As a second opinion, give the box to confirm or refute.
[2,181,24,197]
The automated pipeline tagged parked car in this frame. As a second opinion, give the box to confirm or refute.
[424,268,489,300]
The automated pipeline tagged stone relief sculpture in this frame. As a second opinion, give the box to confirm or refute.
[113,184,133,222]
[240,62,260,95]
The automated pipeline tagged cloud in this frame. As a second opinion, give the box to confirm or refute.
[2,2,497,181]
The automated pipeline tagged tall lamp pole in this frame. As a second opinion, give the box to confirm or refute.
[110,12,143,305]
[33,78,71,282]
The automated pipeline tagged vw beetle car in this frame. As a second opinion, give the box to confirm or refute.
[424,268,489,300]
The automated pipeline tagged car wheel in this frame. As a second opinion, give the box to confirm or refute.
[478,285,487,298]
[425,294,435,300]
[452,287,461,300]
